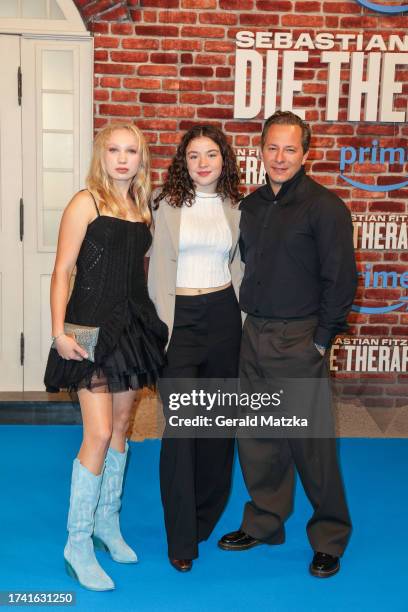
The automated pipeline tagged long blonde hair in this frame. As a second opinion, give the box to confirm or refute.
[87,122,152,225]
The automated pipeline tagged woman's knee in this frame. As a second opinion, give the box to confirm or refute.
[112,411,131,436]
[83,425,113,450]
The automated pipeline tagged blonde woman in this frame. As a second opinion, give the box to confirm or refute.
[44,123,167,591]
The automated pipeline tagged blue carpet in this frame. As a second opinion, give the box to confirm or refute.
[0,427,406,612]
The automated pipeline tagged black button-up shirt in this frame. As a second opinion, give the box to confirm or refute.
[239,167,357,347]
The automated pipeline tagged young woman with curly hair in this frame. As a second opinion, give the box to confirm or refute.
[148,124,244,572]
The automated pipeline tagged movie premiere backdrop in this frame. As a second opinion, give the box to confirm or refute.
[73,0,407,426]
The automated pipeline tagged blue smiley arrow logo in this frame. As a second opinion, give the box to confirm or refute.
[352,297,408,314]
[355,1,408,13]
[340,175,408,192]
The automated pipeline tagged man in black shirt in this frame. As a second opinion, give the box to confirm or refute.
[218,111,357,578]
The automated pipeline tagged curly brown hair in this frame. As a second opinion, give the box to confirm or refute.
[153,125,242,208]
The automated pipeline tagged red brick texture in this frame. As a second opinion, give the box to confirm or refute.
[74,0,408,406]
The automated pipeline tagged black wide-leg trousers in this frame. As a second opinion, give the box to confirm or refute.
[160,286,242,559]
[237,315,352,557]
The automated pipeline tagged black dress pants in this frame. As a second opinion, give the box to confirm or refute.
[160,286,242,559]
[237,315,352,557]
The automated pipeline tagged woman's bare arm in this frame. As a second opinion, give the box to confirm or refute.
[51,191,96,360]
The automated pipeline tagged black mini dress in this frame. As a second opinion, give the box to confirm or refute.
[44,199,168,393]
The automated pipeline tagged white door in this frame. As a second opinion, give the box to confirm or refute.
[0,35,23,391]
[22,37,93,390]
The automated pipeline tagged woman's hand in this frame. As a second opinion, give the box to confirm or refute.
[54,334,88,361]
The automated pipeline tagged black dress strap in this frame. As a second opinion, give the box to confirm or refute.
[83,189,100,216]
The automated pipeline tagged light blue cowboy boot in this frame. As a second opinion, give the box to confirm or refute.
[93,443,137,563]
[64,459,115,591]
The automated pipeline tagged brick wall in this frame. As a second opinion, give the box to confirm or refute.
[73,0,407,415]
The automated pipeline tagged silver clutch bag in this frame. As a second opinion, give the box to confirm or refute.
[52,322,100,362]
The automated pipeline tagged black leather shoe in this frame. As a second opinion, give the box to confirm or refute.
[218,529,262,551]
[170,559,193,572]
[309,552,340,578]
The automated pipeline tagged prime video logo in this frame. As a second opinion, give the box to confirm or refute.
[340,141,408,192]
[352,264,408,314]
[355,1,408,14]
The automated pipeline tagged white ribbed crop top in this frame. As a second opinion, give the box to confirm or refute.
[176,192,232,288]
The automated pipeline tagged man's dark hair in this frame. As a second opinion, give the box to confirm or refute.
[261,110,311,153]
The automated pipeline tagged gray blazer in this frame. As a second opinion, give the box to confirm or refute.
[147,195,244,348]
